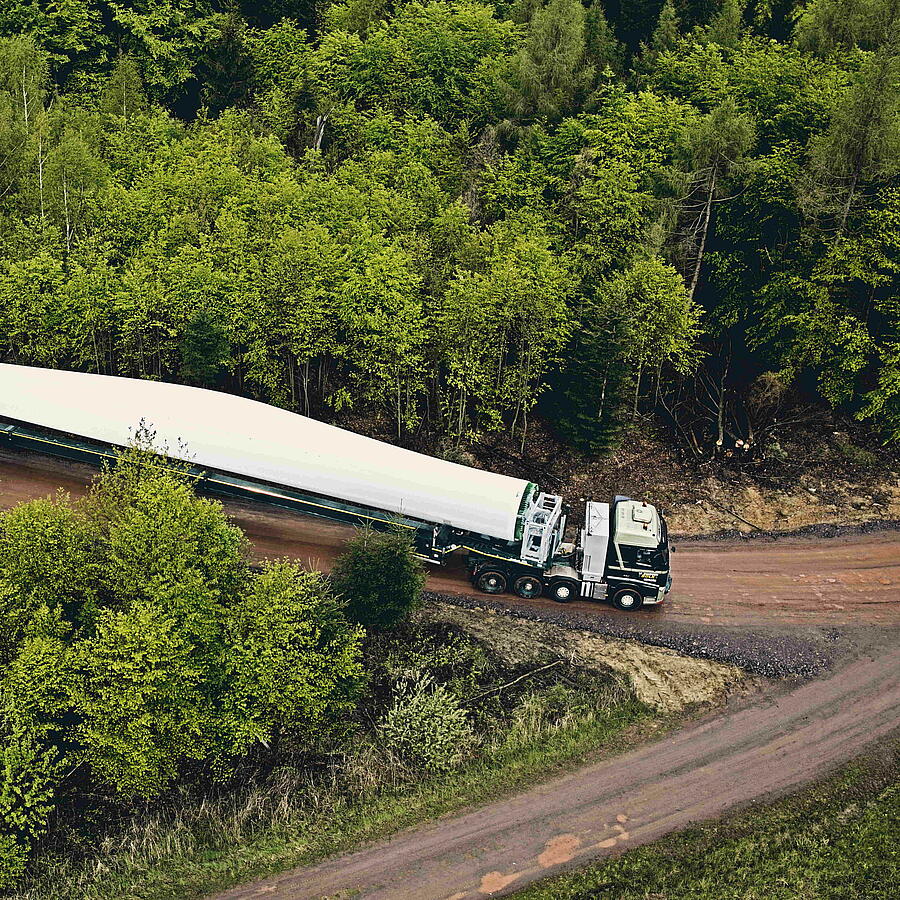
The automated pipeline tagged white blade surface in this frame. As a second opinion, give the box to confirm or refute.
[0,364,530,541]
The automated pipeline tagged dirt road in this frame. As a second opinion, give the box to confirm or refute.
[2,452,898,630]
[216,644,900,900]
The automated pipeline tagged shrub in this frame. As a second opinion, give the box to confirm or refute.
[330,528,426,629]
[377,677,475,774]
[90,458,248,662]
[0,445,424,885]
[223,562,365,756]
[69,602,210,798]
[0,494,101,644]
[1,627,71,740]
[0,720,61,887]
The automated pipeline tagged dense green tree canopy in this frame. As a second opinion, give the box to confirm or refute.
[0,0,897,445]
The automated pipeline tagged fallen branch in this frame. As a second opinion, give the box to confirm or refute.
[699,493,766,533]
[466,660,563,704]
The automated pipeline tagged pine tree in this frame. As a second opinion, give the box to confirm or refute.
[586,3,624,73]
[708,0,745,48]
[508,0,595,121]
[652,0,682,53]
[100,56,147,120]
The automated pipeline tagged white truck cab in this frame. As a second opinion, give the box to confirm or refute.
[471,495,672,611]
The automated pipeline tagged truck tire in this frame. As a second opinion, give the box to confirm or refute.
[476,569,507,594]
[513,574,543,599]
[549,578,578,603]
[612,587,644,611]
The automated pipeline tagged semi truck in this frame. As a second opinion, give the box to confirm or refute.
[0,364,671,610]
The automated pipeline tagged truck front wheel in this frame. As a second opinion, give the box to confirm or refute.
[612,587,644,611]
[549,578,578,603]
[513,574,543,599]
[476,569,507,594]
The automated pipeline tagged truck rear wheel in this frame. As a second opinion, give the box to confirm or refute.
[513,574,543,599]
[612,587,644,611]
[549,578,578,603]
[476,569,507,594]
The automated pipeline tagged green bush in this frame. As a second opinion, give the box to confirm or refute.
[69,601,210,798]
[0,444,371,886]
[0,719,61,885]
[330,529,426,629]
[223,562,365,757]
[0,494,101,646]
[1,627,71,740]
[0,832,26,891]
[378,677,475,774]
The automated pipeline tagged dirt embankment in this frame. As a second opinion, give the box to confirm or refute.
[666,476,900,536]
[425,603,745,713]
[457,417,900,539]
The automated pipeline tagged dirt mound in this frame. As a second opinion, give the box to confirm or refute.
[424,603,746,713]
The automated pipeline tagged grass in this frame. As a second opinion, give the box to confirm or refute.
[513,741,900,900]
[19,627,667,900]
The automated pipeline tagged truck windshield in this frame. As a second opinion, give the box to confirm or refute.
[639,516,669,570]
[657,515,669,569]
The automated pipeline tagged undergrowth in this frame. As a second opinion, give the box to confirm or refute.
[17,621,652,899]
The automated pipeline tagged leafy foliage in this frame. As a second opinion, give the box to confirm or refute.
[70,601,210,797]
[2,0,899,890]
[330,528,427,629]
[0,447,365,871]
[3,0,896,444]
[223,563,364,755]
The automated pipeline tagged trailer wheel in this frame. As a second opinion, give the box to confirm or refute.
[612,587,644,611]
[476,569,507,594]
[549,578,578,603]
[513,574,543,599]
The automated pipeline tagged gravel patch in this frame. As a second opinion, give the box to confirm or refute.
[673,519,900,543]
[424,590,839,678]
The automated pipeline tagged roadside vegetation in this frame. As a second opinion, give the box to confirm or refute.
[1,449,653,896]
[514,742,900,899]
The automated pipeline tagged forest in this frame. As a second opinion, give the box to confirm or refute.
[0,0,897,454]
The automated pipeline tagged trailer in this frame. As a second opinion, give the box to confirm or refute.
[0,364,671,610]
